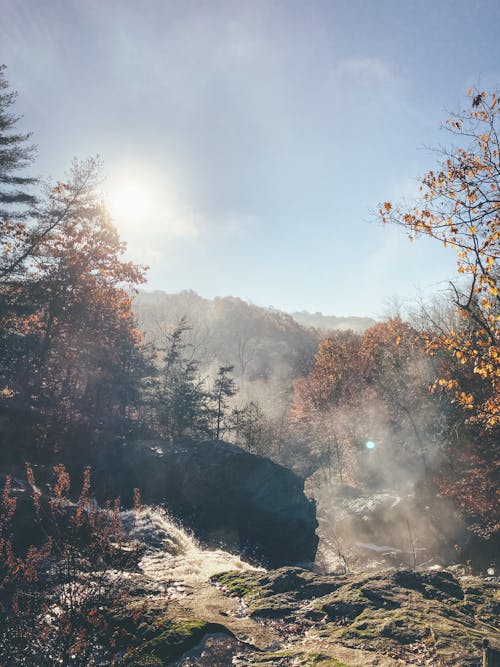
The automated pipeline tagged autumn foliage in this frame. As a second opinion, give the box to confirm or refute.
[0,466,137,666]
[379,89,499,431]
[0,158,148,439]
[289,320,446,486]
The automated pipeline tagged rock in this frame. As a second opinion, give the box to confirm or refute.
[131,619,233,665]
[1,436,319,568]
[392,569,464,600]
[109,611,235,666]
[106,540,146,570]
[90,438,319,568]
[213,567,500,665]
[213,566,341,619]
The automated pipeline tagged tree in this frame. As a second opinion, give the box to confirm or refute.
[379,88,499,432]
[0,64,37,222]
[378,89,500,535]
[37,168,146,422]
[360,318,444,484]
[231,400,268,453]
[0,64,37,354]
[156,319,212,440]
[289,331,363,484]
[290,331,362,417]
[0,63,55,284]
[0,159,148,433]
[289,324,452,488]
[212,364,236,439]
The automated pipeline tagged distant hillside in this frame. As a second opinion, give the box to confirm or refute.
[291,310,376,333]
[133,291,375,410]
[133,290,321,411]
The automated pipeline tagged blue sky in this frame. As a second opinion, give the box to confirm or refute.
[1,0,499,316]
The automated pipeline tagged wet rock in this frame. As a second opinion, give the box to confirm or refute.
[100,439,318,568]
[106,540,146,570]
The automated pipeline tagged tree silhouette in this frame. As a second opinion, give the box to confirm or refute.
[213,365,236,440]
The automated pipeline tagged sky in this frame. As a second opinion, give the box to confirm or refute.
[1,0,499,317]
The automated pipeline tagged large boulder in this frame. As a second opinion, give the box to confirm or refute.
[95,439,318,568]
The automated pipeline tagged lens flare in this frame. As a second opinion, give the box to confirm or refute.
[365,440,376,450]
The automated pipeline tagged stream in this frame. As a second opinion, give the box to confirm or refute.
[118,506,413,666]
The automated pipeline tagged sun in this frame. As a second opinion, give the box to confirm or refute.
[107,182,152,224]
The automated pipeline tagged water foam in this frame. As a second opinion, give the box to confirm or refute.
[121,506,261,589]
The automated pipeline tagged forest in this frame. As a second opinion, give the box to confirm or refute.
[0,61,499,666]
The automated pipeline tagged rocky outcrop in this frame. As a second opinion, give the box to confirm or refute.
[212,566,500,666]
[111,564,499,666]
[92,438,319,568]
[1,434,318,567]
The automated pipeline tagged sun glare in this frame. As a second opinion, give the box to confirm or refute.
[107,182,151,223]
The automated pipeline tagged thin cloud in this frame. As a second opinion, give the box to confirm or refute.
[333,57,397,86]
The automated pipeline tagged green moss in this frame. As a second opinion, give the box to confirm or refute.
[125,617,231,665]
[122,568,500,667]
[253,649,293,661]
[157,618,207,639]
[213,567,341,609]
[253,650,349,666]
[297,656,349,667]
[212,570,262,600]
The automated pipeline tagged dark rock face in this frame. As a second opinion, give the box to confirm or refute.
[1,437,318,567]
[1,434,318,567]
[97,439,318,568]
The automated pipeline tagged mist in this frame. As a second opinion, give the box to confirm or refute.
[131,289,497,579]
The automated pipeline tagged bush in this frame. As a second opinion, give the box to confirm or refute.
[0,465,139,666]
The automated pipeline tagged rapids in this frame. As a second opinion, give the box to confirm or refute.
[121,506,262,591]
[113,504,495,666]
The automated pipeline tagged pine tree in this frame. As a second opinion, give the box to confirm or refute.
[0,65,39,283]
[213,365,236,440]
[0,64,37,219]
[157,319,212,440]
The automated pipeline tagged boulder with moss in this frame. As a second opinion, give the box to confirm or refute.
[213,567,499,666]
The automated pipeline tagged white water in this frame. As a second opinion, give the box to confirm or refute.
[121,506,262,592]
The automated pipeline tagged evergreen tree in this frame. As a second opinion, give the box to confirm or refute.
[0,64,38,283]
[157,319,211,439]
[0,64,37,220]
[213,364,236,439]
